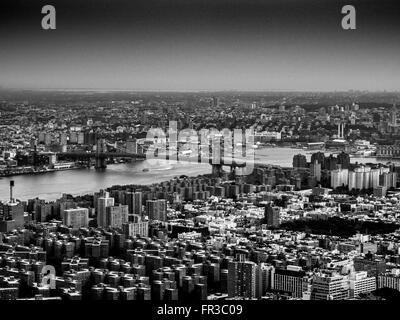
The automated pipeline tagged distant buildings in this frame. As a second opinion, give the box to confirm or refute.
[146,199,167,221]
[272,266,311,299]
[125,191,142,215]
[349,271,376,298]
[290,151,397,191]
[310,160,321,182]
[331,166,396,190]
[265,205,280,227]
[311,272,350,300]
[227,260,261,299]
[377,269,400,291]
[0,181,25,232]
[293,154,307,168]
[62,208,89,228]
[97,190,115,228]
[0,201,25,233]
[354,256,387,277]
[252,131,282,142]
[331,169,349,189]
[106,204,129,228]
[123,214,149,237]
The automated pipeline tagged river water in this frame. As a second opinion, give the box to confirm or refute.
[0,147,393,201]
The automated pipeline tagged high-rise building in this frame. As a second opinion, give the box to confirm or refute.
[377,269,400,291]
[379,172,397,189]
[337,152,350,169]
[354,167,365,190]
[331,169,349,189]
[264,205,280,227]
[146,199,167,221]
[311,152,325,169]
[106,204,129,228]
[123,214,149,237]
[227,261,260,299]
[0,181,25,232]
[272,266,311,299]
[310,160,321,182]
[348,171,356,190]
[370,168,380,189]
[293,154,307,168]
[97,191,115,228]
[259,264,275,296]
[125,191,142,215]
[62,208,89,228]
[363,171,370,189]
[349,271,376,298]
[0,202,25,233]
[311,272,349,300]
[325,155,338,171]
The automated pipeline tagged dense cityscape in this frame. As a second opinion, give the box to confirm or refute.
[2,91,400,300]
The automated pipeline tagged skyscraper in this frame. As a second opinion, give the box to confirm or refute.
[330,169,349,189]
[337,152,350,169]
[310,160,321,182]
[264,205,280,227]
[106,204,129,228]
[311,152,326,169]
[293,154,307,168]
[325,155,338,171]
[227,261,260,299]
[97,191,115,228]
[146,199,167,221]
[125,191,142,215]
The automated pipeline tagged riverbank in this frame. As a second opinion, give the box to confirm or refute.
[0,166,83,178]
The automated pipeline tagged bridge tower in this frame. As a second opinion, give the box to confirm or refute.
[95,138,107,170]
[32,144,38,169]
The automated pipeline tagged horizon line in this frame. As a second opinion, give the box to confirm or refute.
[1,87,399,94]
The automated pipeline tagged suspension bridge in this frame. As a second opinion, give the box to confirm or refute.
[56,138,249,177]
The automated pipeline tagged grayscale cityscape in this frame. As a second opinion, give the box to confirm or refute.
[1,0,400,304]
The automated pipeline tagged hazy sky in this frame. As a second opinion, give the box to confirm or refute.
[0,0,399,91]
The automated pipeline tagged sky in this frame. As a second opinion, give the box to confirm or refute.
[0,0,399,91]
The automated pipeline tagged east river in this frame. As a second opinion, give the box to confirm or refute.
[0,147,394,201]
